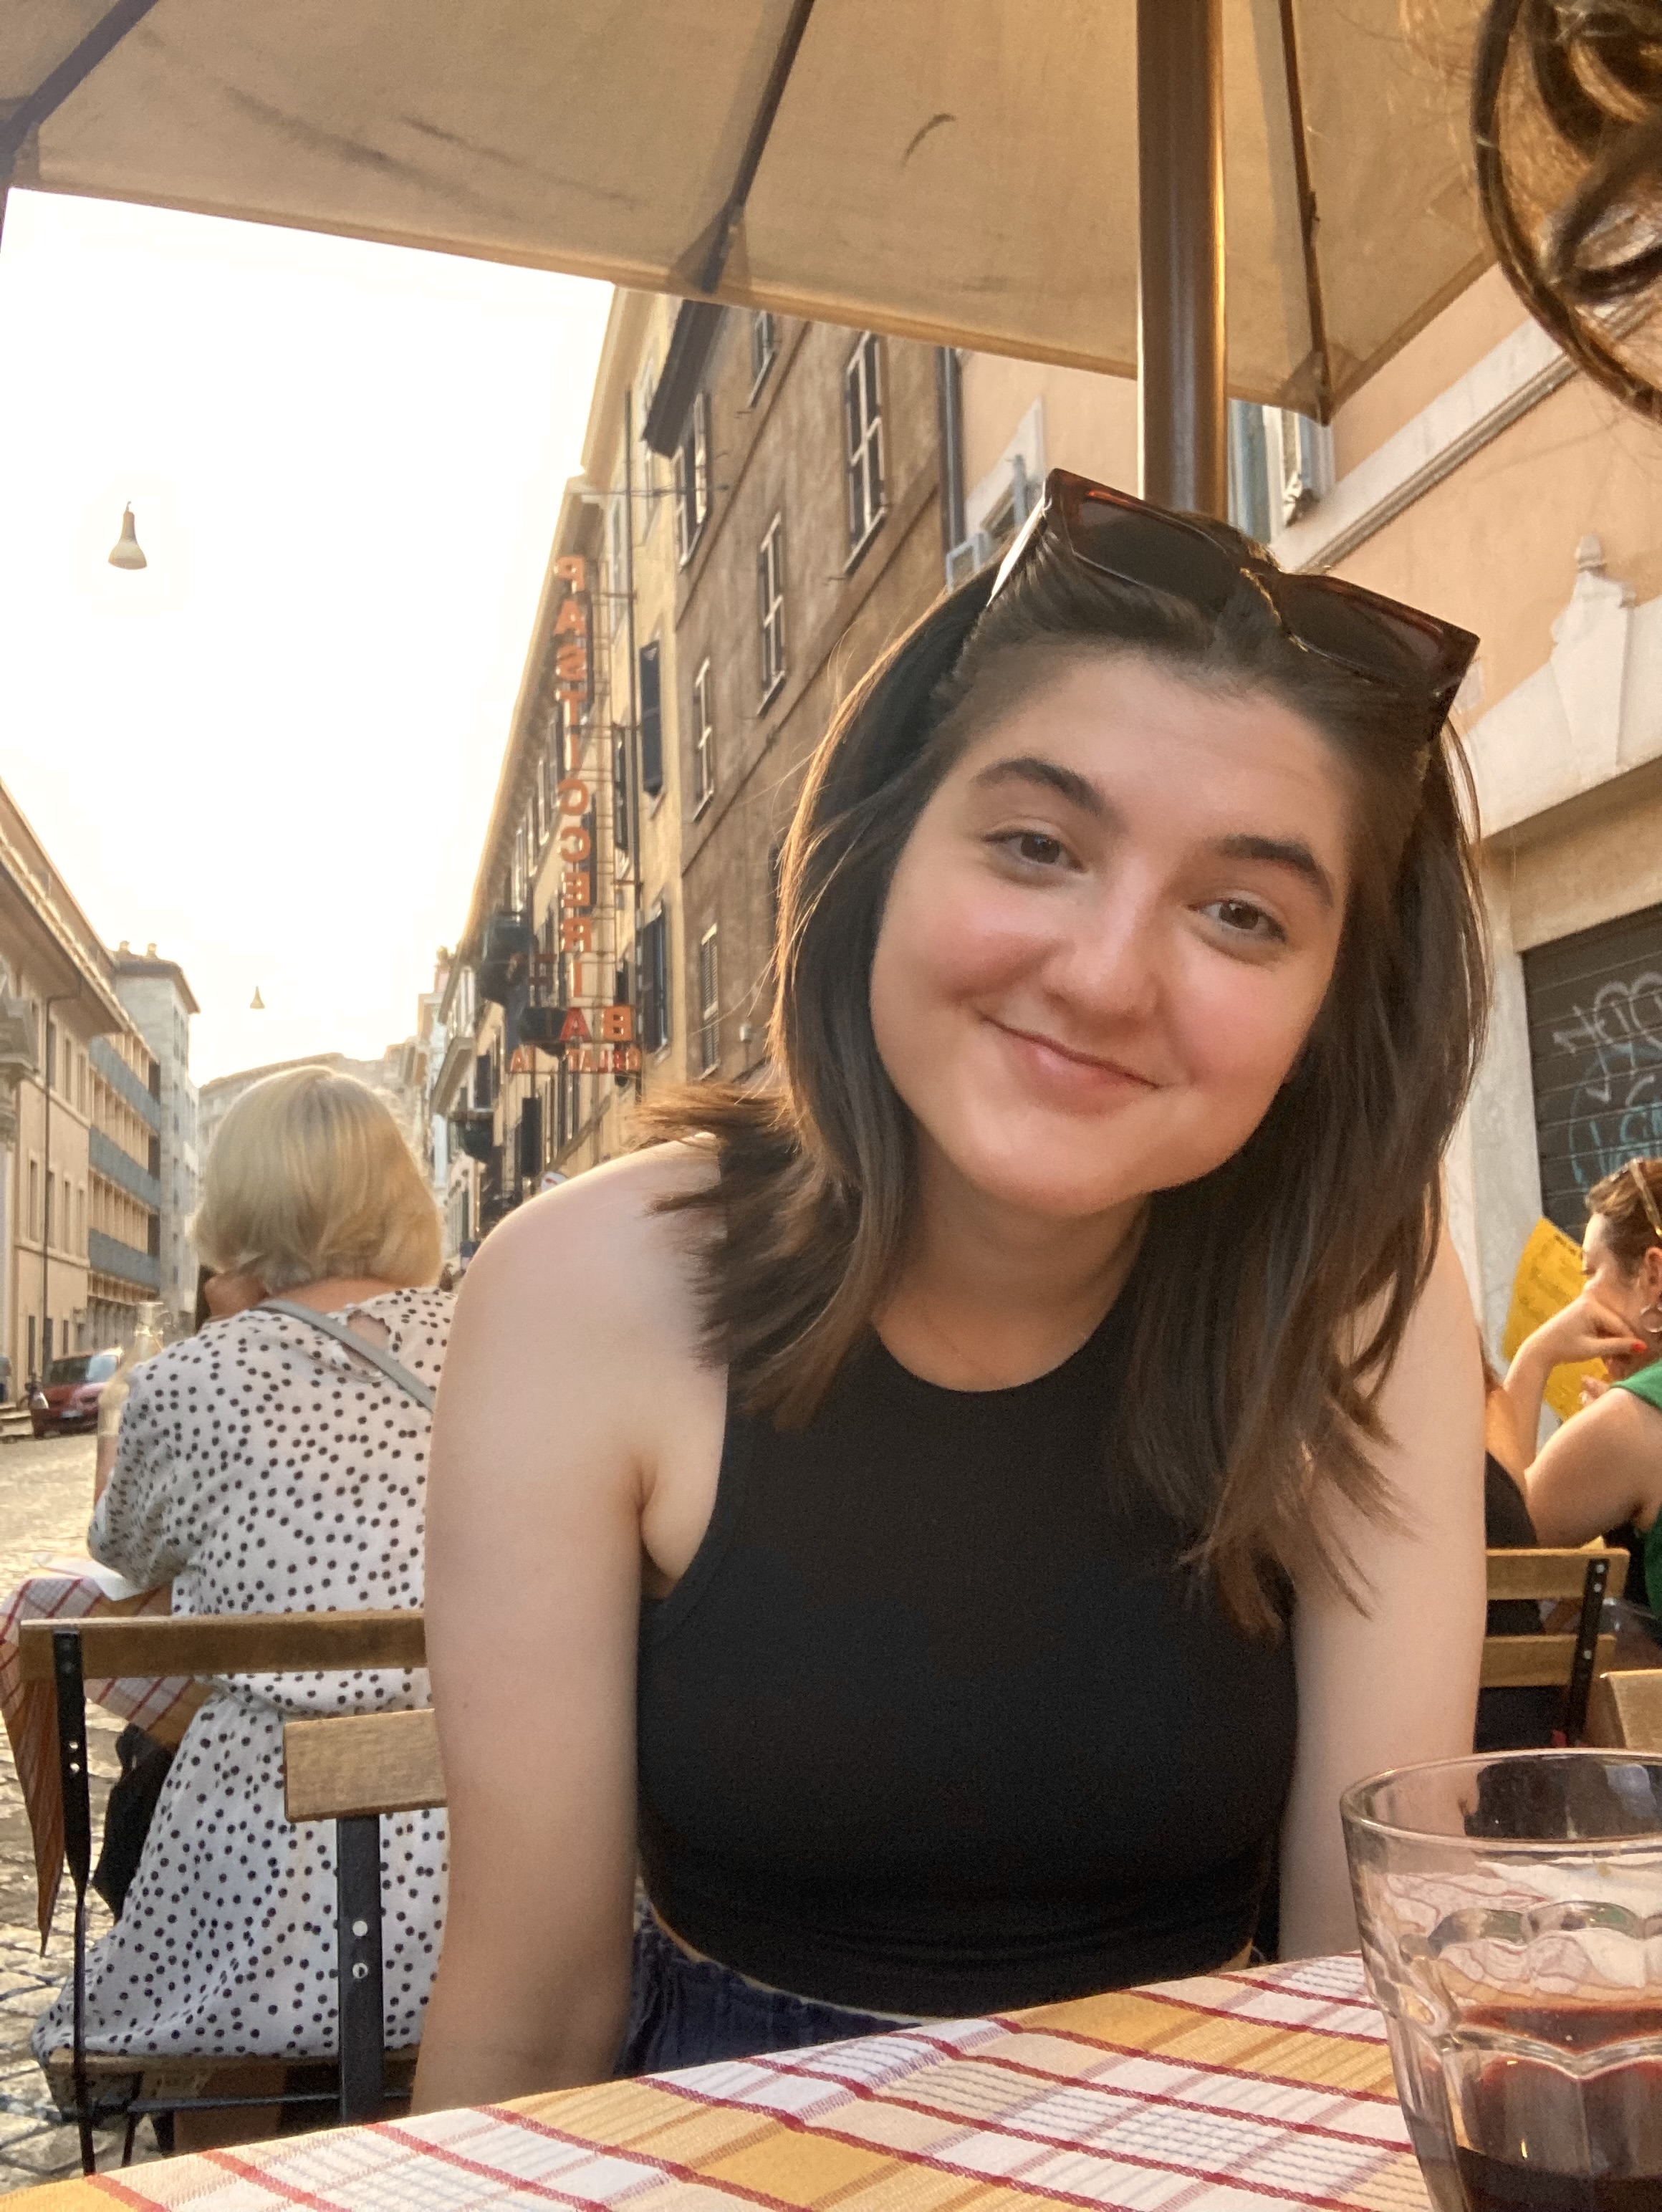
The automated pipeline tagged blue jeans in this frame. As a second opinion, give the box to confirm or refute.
[614,1912,899,2076]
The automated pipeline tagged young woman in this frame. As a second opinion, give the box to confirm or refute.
[1509,1156,1662,1608]
[413,473,1489,2110]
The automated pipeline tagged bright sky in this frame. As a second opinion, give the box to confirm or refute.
[0,190,612,1083]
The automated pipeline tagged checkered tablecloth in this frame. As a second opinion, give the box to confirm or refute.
[10,1953,1429,2210]
[0,1563,200,1939]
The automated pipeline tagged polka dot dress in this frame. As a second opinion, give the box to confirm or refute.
[32,1289,453,2063]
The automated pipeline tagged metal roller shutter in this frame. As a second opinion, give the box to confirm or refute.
[1523,901,1662,1237]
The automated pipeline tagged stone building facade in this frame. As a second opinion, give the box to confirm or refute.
[0,782,160,1380]
[436,297,954,1249]
[650,309,944,1085]
[112,946,199,1335]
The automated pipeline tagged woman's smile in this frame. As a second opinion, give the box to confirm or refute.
[982,1014,1163,1109]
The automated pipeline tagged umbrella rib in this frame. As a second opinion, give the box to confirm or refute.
[0,0,166,175]
[1274,0,1335,424]
[686,0,819,297]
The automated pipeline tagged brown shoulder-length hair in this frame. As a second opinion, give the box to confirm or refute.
[643,526,1489,1633]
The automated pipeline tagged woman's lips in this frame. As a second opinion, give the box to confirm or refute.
[987,1018,1161,1105]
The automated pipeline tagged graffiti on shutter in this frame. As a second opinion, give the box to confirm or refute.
[1524,900,1662,1236]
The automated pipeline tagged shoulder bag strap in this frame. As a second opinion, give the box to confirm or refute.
[260,1299,436,1415]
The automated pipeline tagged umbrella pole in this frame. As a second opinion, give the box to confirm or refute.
[1136,0,1226,518]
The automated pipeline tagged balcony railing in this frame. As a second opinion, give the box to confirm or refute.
[88,1126,162,1211]
[87,1229,162,1292]
[90,1039,162,1131]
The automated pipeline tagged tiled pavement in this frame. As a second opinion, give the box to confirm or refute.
[0,1436,161,2188]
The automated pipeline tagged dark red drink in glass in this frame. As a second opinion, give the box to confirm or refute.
[1344,1753,1662,2212]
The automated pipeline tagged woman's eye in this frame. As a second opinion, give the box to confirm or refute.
[994,831,1068,867]
[1204,897,1285,943]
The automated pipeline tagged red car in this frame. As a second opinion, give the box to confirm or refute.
[30,1349,120,1438]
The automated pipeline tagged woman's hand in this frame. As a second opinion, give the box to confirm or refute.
[1504,1289,1645,1461]
[1522,1290,1641,1372]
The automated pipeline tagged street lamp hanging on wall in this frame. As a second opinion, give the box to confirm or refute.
[107,504,147,570]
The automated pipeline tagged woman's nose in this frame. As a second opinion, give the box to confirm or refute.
[1045,888,1163,1024]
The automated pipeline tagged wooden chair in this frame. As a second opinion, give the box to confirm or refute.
[1587,1667,1662,1751]
[1483,1546,1617,1744]
[18,1610,426,2170]
[282,1706,447,2126]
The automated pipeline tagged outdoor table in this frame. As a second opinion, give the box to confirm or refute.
[0,1561,200,1938]
[5,1952,1430,2210]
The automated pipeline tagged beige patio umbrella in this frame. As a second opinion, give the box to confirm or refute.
[2,0,1489,511]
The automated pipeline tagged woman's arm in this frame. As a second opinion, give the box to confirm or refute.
[412,1150,716,2114]
[1278,1236,1486,1958]
[1502,1292,1642,1462]
[88,1369,185,1588]
[1526,1389,1659,1546]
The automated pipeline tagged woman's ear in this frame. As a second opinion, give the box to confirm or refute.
[1643,1245,1662,1312]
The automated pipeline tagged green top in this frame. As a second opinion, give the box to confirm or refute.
[1610,1361,1662,1614]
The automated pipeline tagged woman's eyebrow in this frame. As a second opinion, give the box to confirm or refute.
[1214,834,1336,911]
[971,759,1337,910]
[971,755,1108,816]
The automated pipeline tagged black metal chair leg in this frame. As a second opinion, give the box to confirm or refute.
[1563,1552,1613,1744]
[335,1815,385,2123]
[52,1629,96,2176]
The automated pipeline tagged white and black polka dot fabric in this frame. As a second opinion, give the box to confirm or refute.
[32,1289,453,2063]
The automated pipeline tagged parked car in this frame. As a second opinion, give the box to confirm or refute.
[30,1349,120,1438]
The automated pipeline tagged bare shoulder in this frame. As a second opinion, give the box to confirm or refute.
[456,1140,717,1359]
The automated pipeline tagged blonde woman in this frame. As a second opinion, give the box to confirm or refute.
[34,1067,452,2104]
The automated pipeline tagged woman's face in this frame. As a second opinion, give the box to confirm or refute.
[1581,1211,1661,1377]
[868,651,1354,1221]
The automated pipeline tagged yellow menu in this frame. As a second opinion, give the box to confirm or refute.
[1501,1216,1600,1423]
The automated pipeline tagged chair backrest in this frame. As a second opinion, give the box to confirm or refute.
[18,1607,425,1684]
[34,1608,427,2163]
[279,1706,447,2131]
[1588,1667,1662,1751]
[1482,1546,1617,1743]
[282,1708,445,1822]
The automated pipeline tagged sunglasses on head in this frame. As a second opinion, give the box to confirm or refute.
[989,470,1479,731]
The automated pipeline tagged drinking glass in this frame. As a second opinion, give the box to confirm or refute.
[1342,1751,1662,2212]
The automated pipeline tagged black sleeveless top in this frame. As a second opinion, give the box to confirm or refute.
[635,1281,1299,2016]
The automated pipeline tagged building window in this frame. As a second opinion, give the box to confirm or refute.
[698,925,721,1077]
[750,311,777,394]
[758,515,786,701]
[44,1172,53,1250]
[639,638,664,797]
[692,659,716,814]
[844,332,885,553]
[608,486,627,599]
[27,1159,37,1241]
[635,353,660,533]
[640,906,670,1054]
[674,393,710,565]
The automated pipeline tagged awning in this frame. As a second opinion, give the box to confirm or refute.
[4,0,1489,417]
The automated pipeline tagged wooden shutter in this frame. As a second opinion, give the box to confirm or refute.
[1523,900,1662,1236]
[640,640,663,795]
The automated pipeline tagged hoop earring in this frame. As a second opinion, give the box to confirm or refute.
[1641,1304,1662,1331]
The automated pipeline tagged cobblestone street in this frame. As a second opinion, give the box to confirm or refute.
[0,1434,159,2188]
